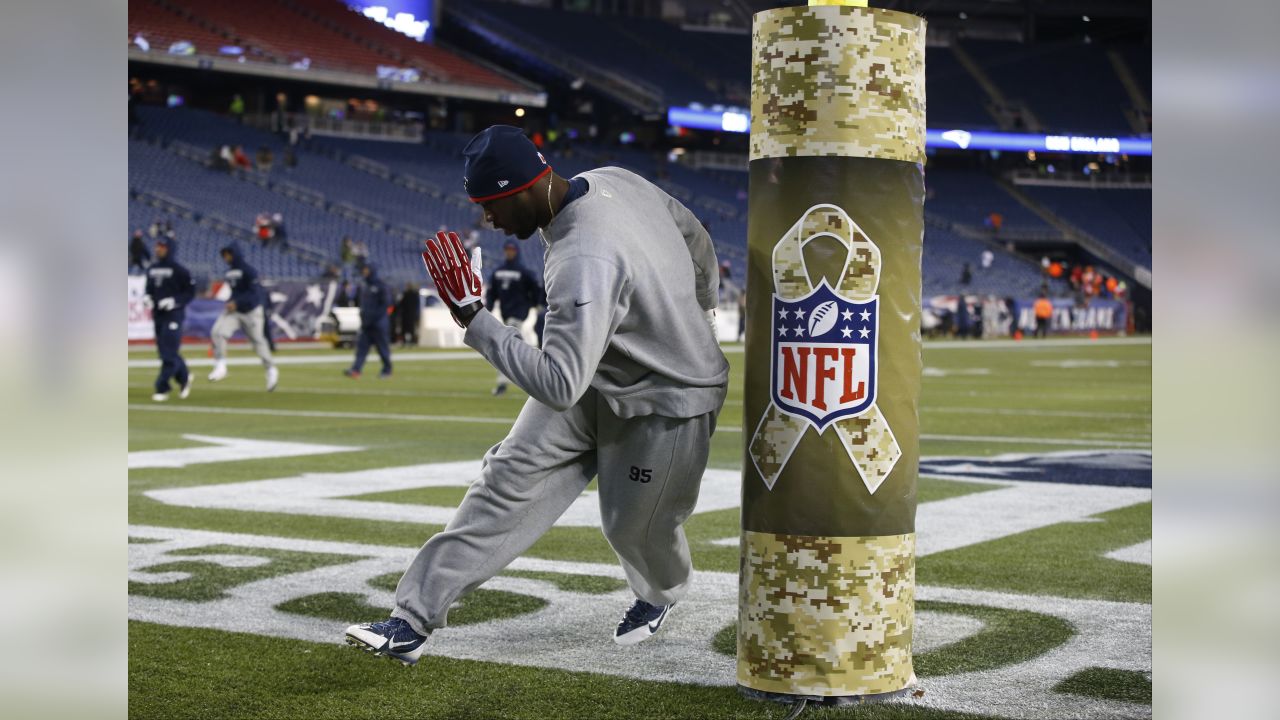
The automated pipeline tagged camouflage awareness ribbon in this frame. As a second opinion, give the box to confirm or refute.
[748,204,902,494]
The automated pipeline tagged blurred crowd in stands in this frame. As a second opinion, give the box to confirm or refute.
[1040,256,1128,305]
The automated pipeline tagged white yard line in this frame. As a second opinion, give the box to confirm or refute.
[128,383,497,401]
[927,406,1151,420]
[924,336,1151,350]
[127,351,480,369]
[129,404,1150,447]
[126,335,1149,368]
[128,404,513,425]
[920,433,1148,448]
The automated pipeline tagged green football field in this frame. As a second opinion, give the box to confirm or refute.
[128,337,1151,719]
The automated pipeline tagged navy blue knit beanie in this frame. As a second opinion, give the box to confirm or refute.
[461,126,551,203]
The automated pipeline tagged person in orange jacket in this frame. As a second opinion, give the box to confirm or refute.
[1033,292,1054,338]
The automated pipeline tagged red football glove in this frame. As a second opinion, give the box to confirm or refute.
[422,231,484,328]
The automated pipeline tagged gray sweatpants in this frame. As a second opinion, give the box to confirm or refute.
[211,306,275,367]
[392,388,714,634]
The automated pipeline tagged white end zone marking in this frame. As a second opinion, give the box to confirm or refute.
[708,482,1149,553]
[146,461,742,528]
[1104,540,1152,565]
[129,434,361,469]
[915,482,1150,556]
[128,525,1153,720]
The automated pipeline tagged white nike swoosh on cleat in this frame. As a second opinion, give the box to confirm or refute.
[647,607,670,632]
[387,638,419,650]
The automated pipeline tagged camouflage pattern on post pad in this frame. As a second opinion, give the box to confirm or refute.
[740,2,924,701]
[738,530,915,696]
[750,6,925,163]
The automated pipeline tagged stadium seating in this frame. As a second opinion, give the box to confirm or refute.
[131,107,517,287]
[1118,45,1151,98]
[458,2,1150,138]
[1017,186,1152,268]
[464,1,718,107]
[924,167,1051,231]
[129,194,329,284]
[128,0,270,60]
[131,0,525,91]
[290,0,523,90]
[922,224,1064,298]
[927,47,996,128]
[961,40,1137,134]
[132,105,1083,297]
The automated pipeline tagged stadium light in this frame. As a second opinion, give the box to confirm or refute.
[353,4,430,41]
[667,106,1152,156]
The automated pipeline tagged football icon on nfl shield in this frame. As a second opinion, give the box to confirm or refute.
[808,300,839,337]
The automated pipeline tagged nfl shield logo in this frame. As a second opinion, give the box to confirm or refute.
[769,280,878,432]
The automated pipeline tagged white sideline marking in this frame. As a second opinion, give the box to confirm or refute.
[145,461,743,529]
[127,390,1154,426]
[129,389,1154,420]
[129,382,506,401]
[128,404,513,426]
[128,524,1152,720]
[927,406,1150,420]
[1030,359,1152,368]
[128,405,1151,448]
[127,351,479,369]
[921,433,1148,448]
[923,367,991,377]
[128,434,361,469]
[125,335,1149,369]
[1104,540,1152,565]
[926,336,1151,350]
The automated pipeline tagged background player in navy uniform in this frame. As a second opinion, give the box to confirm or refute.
[208,242,279,391]
[396,282,421,348]
[144,237,195,402]
[346,126,727,665]
[484,240,540,395]
[344,263,394,379]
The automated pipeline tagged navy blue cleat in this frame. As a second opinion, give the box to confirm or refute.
[345,617,428,666]
[613,599,674,646]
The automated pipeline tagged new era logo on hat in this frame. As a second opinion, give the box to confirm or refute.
[461,126,552,203]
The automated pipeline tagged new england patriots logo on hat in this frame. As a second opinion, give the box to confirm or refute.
[770,280,878,431]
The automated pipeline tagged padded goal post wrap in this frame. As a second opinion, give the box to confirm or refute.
[738,3,925,699]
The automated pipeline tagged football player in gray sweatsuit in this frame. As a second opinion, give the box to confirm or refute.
[346,126,728,665]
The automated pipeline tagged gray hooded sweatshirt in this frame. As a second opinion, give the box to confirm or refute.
[464,167,729,419]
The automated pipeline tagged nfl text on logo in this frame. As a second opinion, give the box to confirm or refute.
[771,283,878,431]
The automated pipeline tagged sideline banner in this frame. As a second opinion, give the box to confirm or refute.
[739,1,923,701]
[128,275,154,340]
[1011,297,1128,334]
[129,278,339,341]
